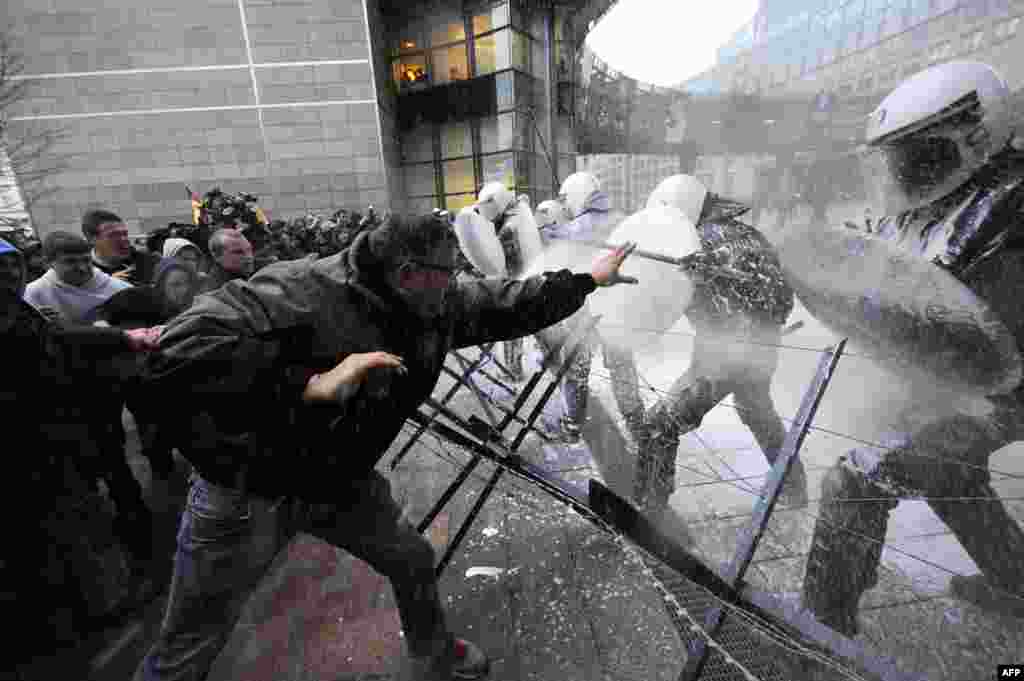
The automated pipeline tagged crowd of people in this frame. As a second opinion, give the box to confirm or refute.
[7,56,1024,681]
[2,180,637,680]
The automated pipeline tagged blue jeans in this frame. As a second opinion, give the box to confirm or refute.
[136,472,449,681]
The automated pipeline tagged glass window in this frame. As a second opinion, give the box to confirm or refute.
[441,121,473,159]
[514,71,536,110]
[881,9,901,37]
[395,22,424,54]
[557,156,576,184]
[961,0,990,20]
[443,158,475,194]
[408,196,439,215]
[531,34,546,80]
[405,163,437,196]
[473,3,510,34]
[432,43,469,84]
[480,112,521,153]
[992,0,1011,14]
[394,55,430,91]
[910,0,930,23]
[532,154,554,192]
[495,70,515,110]
[515,152,531,189]
[402,124,435,164]
[475,28,511,75]
[431,20,466,47]
[512,31,530,72]
[445,193,477,212]
[481,152,515,187]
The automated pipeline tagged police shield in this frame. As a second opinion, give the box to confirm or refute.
[590,205,702,347]
[454,207,507,277]
[776,225,1022,395]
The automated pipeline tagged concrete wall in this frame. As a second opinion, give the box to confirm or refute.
[6,0,390,236]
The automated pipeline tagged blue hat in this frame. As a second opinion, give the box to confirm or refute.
[0,237,17,256]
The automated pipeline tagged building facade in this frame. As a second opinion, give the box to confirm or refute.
[4,0,595,236]
[577,153,685,213]
[384,0,581,215]
[680,0,1024,213]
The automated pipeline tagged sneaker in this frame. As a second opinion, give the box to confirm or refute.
[949,574,1024,618]
[446,638,490,680]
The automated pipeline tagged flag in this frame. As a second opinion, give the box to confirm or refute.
[187,186,203,224]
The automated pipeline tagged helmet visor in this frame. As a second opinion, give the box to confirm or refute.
[861,117,985,216]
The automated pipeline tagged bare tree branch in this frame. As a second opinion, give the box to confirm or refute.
[0,24,66,231]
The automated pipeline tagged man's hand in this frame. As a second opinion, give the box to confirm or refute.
[303,351,407,405]
[125,326,163,352]
[36,306,64,324]
[112,265,136,281]
[590,241,638,287]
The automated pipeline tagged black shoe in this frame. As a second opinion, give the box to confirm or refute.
[950,574,1024,617]
[407,638,490,680]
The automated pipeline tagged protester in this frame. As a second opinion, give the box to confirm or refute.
[24,230,131,325]
[135,213,637,681]
[198,228,254,294]
[100,259,200,329]
[1,237,161,670]
[97,260,202,480]
[161,237,204,271]
[84,209,164,286]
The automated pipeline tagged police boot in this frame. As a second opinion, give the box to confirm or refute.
[937,480,1024,618]
[560,359,591,445]
[503,339,524,382]
[802,460,895,637]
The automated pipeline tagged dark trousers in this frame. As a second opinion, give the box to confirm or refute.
[636,322,791,510]
[802,405,1024,635]
[136,471,449,681]
[83,409,154,565]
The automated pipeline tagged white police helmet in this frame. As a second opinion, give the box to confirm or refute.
[558,172,601,219]
[474,182,515,223]
[535,199,568,227]
[646,174,708,225]
[861,61,1014,215]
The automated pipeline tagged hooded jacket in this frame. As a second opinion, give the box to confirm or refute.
[24,267,132,325]
[146,231,598,501]
[161,238,201,261]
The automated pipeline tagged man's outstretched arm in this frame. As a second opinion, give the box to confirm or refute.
[449,242,636,349]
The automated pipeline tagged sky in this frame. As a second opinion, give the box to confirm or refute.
[585,0,760,87]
